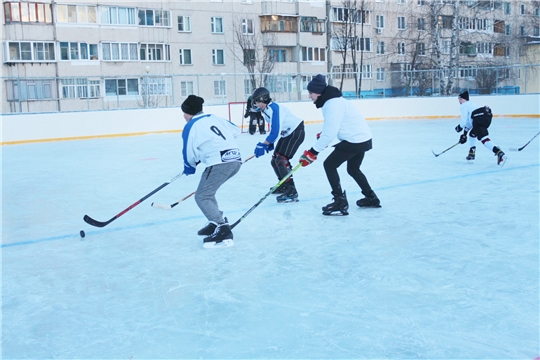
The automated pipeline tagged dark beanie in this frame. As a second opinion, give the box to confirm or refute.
[307,74,327,94]
[458,91,469,101]
[181,95,204,115]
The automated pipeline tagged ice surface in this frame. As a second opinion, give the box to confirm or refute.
[2,117,539,359]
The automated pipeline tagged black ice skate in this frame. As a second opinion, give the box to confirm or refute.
[466,146,476,162]
[494,147,507,167]
[356,190,381,208]
[271,183,287,194]
[203,222,233,245]
[198,217,228,236]
[276,183,299,203]
[322,191,349,216]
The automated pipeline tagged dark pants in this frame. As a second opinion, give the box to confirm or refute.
[248,112,265,134]
[470,106,493,140]
[323,139,373,196]
[271,122,305,184]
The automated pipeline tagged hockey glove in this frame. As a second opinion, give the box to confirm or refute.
[455,124,463,132]
[316,132,322,139]
[299,148,318,167]
[459,132,468,144]
[254,142,269,158]
[183,165,196,176]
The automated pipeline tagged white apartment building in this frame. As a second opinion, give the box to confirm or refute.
[2,0,539,113]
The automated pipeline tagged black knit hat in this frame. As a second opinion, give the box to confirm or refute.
[458,91,469,101]
[307,74,327,94]
[181,95,204,115]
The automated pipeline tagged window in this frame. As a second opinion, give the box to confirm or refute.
[6,79,56,100]
[534,26,540,36]
[105,78,139,96]
[358,38,371,52]
[418,18,426,30]
[397,0,406,4]
[418,0,427,4]
[376,41,385,54]
[332,7,369,24]
[260,15,297,32]
[242,19,254,35]
[140,44,171,61]
[178,15,191,32]
[60,42,98,60]
[520,25,526,36]
[61,78,100,98]
[476,42,492,55]
[439,15,453,29]
[266,75,292,93]
[376,68,385,81]
[138,9,170,27]
[459,66,476,79]
[5,41,55,62]
[269,49,287,62]
[376,15,384,29]
[4,2,52,23]
[180,81,194,97]
[243,49,255,65]
[102,42,138,61]
[494,44,509,57]
[211,17,224,33]
[398,42,406,55]
[179,49,192,65]
[99,6,136,25]
[398,16,406,30]
[520,4,526,15]
[505,24,511,35]
[332,64,356,79]
[212,49,225,65]
[142,77,172,96]
[361,64,372,79]
[441,39,451,54]
[214,80,226,96]
[504,2,511,14]
[57,4,97,23]
[300,17,325,33]
[301,47,325,61]
[416,42,426,56]
[459,41,476,55]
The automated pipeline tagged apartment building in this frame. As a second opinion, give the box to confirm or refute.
[2,0,539,113]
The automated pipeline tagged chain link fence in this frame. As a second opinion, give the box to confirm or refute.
[2,64,539,114]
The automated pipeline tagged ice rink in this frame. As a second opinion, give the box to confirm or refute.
[2,116,539,359]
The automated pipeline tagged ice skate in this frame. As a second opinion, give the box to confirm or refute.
[466,146,476,163]
[322,191,349,216]
[276,183,299,203]
[495,147,507,167]
[203,222,233,246]
[356,190,381,208]
[197,217,228,236]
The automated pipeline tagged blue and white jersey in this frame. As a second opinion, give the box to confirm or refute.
[182,113,241,173]
[459,100,480,131]
[261,102,304,144]
[313,96,372,153]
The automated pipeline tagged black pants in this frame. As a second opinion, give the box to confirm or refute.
[271,122,305,183]
[323,139,373,196]
[470,106,492,140]
[248,112,265,134]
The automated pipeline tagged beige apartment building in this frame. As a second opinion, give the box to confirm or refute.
[2,0,539,113]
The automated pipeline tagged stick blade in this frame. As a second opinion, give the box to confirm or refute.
[509,148,520,151]
[83,214,110,228]
[151,202,172,210]
[431,149,440,157]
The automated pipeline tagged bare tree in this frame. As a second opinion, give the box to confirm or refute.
[229,17,277,92]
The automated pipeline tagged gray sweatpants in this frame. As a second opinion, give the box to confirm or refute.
[195,161,242,224]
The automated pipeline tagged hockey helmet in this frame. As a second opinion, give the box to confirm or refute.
[252,87,272,104]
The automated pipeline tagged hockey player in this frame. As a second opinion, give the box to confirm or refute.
[299,74,381,215]
[455,91,506,166]
[181,95,242,247]
[251,87,305,202]
[244,95,266,135]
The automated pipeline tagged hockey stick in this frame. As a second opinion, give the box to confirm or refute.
[230,163,302,230]
[510,130,540,151]
[432,142,460,157]
[151,155,256,210]
[83,172,184,228]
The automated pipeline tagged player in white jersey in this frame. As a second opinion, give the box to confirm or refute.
[299,74,380,216]
[455,91,506,166]
[181,95,242,247]
[251,87,305,203]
